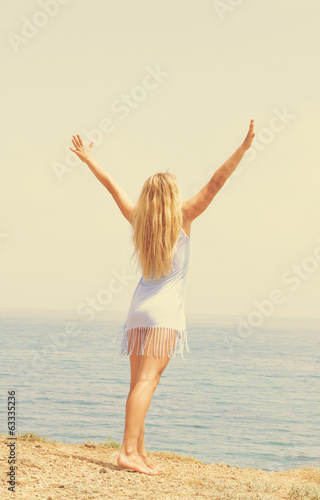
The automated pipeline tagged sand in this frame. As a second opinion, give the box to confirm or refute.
[1,433,319,499]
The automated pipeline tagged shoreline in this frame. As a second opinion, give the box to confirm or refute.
[1,433,319,499]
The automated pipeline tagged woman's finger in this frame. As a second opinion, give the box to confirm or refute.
[69,147,77,153]
[73,135,80,147]
[72,138,78,148]
[77,134,83,146]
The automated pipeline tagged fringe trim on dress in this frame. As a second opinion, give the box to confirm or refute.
[112,321,190,359]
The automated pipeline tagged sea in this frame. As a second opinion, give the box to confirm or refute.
[0,309,319,472]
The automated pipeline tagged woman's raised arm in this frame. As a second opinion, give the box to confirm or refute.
[182,119,255,223]
[70,135,134,224]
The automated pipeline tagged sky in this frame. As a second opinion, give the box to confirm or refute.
[1,0,320,321]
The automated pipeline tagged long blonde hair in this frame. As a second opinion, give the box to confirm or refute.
[130,172,183,279]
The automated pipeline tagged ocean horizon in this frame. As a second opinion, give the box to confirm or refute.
[1,308,319,472]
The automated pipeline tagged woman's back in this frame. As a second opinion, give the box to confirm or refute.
[141,227,191,285]
[114,227,192,359]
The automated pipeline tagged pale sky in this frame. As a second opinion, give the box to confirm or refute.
[1,0,320,319]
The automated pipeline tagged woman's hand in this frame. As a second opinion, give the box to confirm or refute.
[242,119,255,151]
[69,135,94,163]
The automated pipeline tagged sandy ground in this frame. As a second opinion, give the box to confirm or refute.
[1,434,320,500]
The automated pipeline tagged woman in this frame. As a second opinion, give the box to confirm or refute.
[70,119,255,475]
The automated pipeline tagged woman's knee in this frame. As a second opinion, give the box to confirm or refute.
[136,371,161,387]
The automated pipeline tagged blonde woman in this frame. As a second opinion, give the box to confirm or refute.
[69,119,255,475]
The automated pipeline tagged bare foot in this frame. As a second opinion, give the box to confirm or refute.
[140,453,164,472]
[117,452,159,475]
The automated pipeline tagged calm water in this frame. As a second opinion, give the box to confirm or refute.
[0,310,319,472]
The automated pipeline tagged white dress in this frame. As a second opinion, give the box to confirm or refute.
[113,228,192,359]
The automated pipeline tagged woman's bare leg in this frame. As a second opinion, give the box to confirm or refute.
[117,329,172,474]
[131,329,177,471]
[130,330,176,470]
[117,364,160,474]
[125,347,162,469]
[127,356,150,457]
[126,355,156,464]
